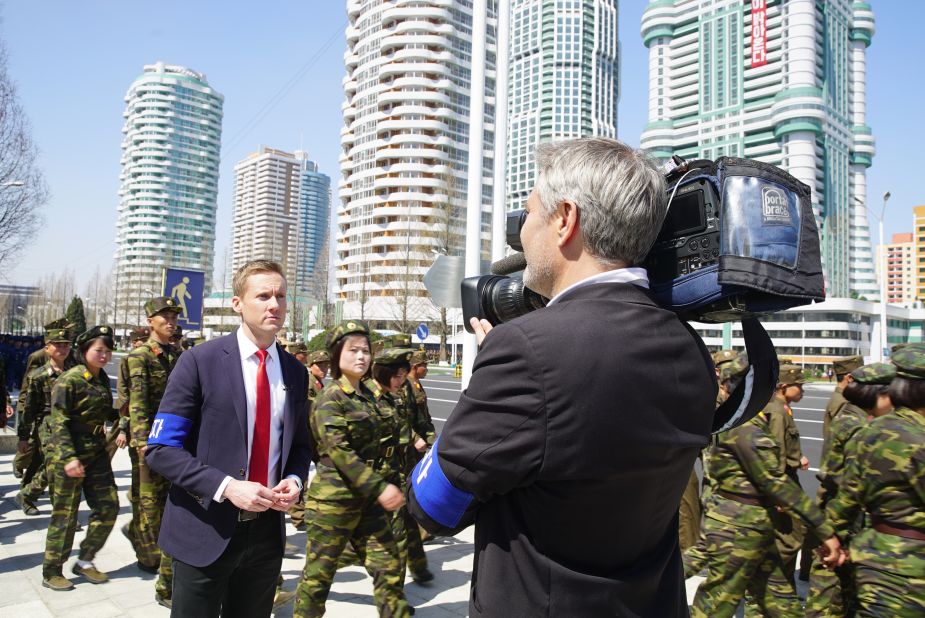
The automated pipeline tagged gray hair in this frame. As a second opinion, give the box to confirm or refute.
[534,138,667,266]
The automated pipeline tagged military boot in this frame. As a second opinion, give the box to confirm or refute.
[42,574,74,591]
[72,562,109,584]
[16,492,39,516]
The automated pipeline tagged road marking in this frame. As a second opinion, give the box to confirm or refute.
[429,397,458,404]
[422,386,461,393]
[432,416,447,422]
[802,437,823,441]
[794,419,823,424]
[808,467,819,472]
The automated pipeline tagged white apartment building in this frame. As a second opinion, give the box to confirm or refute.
[506,0,619,212]
[336,0,497,329]
[230,147,330,296]
[113,62,223,328]
[640,0,878,300]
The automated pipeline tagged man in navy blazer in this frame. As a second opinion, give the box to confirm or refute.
[147,260,311,617]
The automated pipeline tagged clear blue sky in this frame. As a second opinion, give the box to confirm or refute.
[2,1,920,291]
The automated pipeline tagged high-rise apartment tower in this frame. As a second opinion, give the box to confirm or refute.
[230,147,330,296]
[640,0,877,299]
[114,62,223,326]
[336,0,497,328]
[506,0,619,212]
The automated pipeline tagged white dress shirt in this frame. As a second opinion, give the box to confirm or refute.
[213,327,300,502]
[545,267,649,306]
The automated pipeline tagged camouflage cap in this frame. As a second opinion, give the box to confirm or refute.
[391,334,413,348]
[712,349,739,367]
[286,342,307,355]
[410,350,428,366]
[307,350,331,366]
[75,325,114,348]
[889,343,925,380]
[45,327,73,344]
[144,296,182,318]
[375,347,413,367]
[326,320,371,350]
[130,326,151,342]
[719,355,749,382]
[850,362,896,385]
[891,343,910,354]
[832,355,863,376]
[778,364,807,385]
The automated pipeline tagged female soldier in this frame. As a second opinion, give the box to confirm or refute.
[827,345,925,616]
[806,362,895,617]
[42,325,119,591]
[369,347,413,586]
[294,321,410,618]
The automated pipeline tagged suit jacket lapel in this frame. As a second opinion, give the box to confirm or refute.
[277,342,296,472]
[222,333,249,451]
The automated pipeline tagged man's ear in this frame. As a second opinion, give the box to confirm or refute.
[230,296,243,315]
[555,200,580,247]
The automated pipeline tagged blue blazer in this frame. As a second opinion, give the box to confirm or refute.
[146,331,312,567]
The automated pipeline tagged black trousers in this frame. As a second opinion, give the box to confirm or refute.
[170,512,282,618]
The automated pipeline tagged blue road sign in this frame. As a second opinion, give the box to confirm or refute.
[416,323,429,341]
[162,268,205,330]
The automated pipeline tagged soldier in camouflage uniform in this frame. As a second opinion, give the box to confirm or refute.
[287,341,309,365]
[826,345,925,617]
[404,349,437,581]
[42,326,119,591]
[125,296,182,606]
[13,318,69,480]
[15,325,76,516]
[294,321,410,618]
[682,350,742,568]
[797,355,864,580]
[689,370,843,617]
[755,363,810,588]
[290,349,330,531]
[805,362,895,617]
[116,326,150,561]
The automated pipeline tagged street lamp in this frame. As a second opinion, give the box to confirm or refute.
[858,192,891,361]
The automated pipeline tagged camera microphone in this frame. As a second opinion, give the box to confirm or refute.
[490,252,527,276]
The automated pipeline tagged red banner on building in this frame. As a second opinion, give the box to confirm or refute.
[751,0,767,68]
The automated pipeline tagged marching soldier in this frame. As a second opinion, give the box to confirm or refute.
[287,341,309,365]
[826,345,925,616]
[690,361,843,616]
[116,326,150,558]
[758,364,810,585]
[806,362,895,617]
[42,326,119,591]
[16,324,76,515]
[126,297,182,607]
[290,349,330,532]
[294,321,410,618]
[404,349,437,582]
[13,318,69,480]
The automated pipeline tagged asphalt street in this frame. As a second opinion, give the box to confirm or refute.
[422,375,833,499]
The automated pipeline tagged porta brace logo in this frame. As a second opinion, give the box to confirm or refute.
[761,186,791,226]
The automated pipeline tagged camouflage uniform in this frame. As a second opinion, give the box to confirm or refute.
[18,352,76,506]
[290,349,329,531]
[826,347,925,617]
[294,367,409,618]
[404,360,437,577]
[43,361,118,580]
[126,335,180,598]
[13,347,50,479]
[689,410,833,618]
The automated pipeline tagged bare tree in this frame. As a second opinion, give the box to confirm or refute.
[428,166,463,362]
[311,235,334,330]
[0,45,49,268]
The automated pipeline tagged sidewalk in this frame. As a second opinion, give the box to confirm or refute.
[0,448,474,617]
[1,446,712,617]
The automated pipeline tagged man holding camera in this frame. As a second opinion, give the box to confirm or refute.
[408,138,717,616]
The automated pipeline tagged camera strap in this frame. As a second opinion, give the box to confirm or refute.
[712,318,778,434]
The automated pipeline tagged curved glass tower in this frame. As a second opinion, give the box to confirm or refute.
[114,62,224,328]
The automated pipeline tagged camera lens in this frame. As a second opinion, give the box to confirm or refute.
[484,277,547,324]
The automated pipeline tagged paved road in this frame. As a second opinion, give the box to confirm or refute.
[422,375,833,499]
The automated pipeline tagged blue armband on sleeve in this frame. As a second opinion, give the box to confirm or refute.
[147,413,192,448]
[411,437,474,528]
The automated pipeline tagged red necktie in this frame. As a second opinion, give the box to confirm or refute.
[248,349,270,486]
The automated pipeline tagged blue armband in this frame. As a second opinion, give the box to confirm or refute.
[147,413,192,448]
[411,437,474,528]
